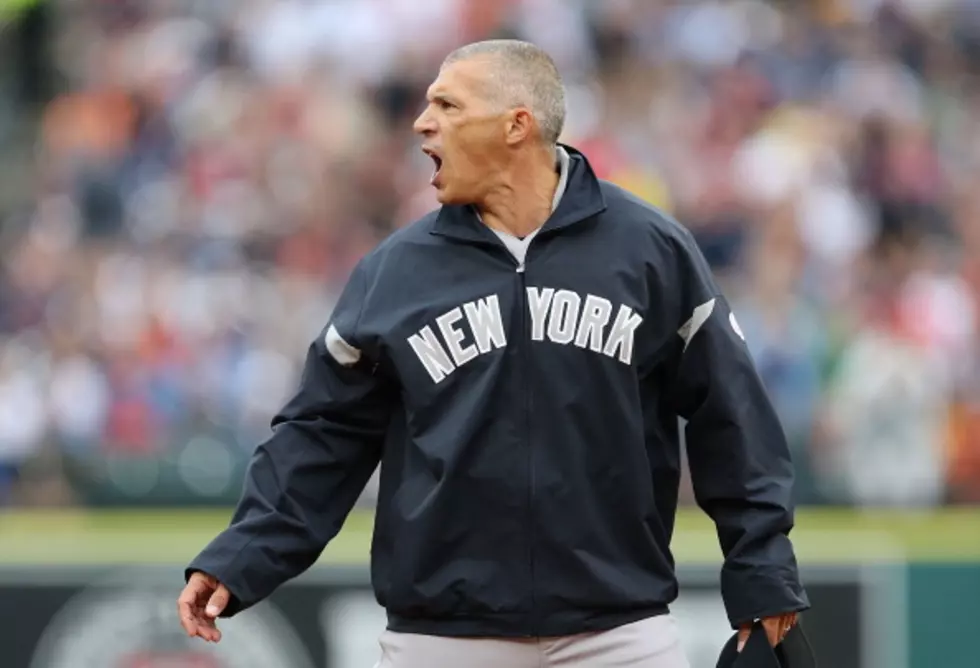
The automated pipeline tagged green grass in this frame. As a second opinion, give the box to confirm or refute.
[0,507,978,566]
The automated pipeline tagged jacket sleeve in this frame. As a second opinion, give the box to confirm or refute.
[185,261,393,616]
[663,227,810,627]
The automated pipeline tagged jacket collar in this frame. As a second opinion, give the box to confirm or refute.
[430,143,607,244]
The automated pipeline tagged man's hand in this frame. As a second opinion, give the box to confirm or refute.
[177,571,232,643]
[737,612,798,652]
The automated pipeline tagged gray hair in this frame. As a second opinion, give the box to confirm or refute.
[442,40,566,146]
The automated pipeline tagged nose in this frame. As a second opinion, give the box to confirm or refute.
[413,106,436,136]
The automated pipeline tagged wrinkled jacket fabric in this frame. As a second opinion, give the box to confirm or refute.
[188,145,809,638]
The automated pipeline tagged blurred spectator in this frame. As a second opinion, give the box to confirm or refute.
[1,0,979,507]
[730,206,828,504]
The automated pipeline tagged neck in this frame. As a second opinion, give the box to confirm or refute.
[477,145,559,238]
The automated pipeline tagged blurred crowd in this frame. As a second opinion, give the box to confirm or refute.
[2,0,980,508]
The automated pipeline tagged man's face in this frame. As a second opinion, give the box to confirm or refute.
[413,57,511,205]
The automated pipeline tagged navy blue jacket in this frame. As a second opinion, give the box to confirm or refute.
[187,145,809,638]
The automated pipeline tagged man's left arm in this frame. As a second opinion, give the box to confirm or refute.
[663,227,810,632]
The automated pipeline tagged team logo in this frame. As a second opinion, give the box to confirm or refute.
[407,288,644,383]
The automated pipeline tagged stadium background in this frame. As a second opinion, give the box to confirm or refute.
[1,0,979,666]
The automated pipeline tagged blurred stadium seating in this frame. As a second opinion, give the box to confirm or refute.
[1,1,979,667]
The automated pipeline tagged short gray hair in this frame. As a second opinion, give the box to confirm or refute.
[443,39,566,146]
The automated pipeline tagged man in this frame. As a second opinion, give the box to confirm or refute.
[178,40,809,667]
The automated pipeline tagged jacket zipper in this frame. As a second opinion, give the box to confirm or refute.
[515,254,537,637]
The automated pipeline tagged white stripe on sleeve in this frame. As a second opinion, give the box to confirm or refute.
[677,298,716,350]
[325,324,362,366]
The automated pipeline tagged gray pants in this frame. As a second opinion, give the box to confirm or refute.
[376,615,692,668]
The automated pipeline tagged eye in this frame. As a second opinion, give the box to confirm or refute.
[438,99,455,111]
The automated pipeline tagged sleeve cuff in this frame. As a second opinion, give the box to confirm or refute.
[721,567,811,628]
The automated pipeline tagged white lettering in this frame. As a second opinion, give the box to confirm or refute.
[407,326,456,383]
[574,295,613,352]
[603,305,644,364]
[463,295,507,353]
[527,287,554,341]
[547,290,581,344]
[409,289,645,384]
[436,307,478,368]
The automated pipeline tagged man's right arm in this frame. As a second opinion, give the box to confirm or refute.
[185,261,393,617]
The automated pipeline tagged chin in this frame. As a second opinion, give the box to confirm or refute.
[434,187,466,206]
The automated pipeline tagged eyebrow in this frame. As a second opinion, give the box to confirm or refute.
[428,91,459,106]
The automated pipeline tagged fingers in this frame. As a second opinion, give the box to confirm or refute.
[177,598,198,637]
[761,613,798,647]
[761,617,782,647]
[177,578,207,636]
[206,584,231,618]
[736,624,751,652]
[197,618,223,643]
[739,613,798,652]
[784,612,798,638]
[177,573,225,643]
[779,612,797,640]
[178,602,222,643]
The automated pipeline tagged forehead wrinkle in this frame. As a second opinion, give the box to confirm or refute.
[442,56,524,111]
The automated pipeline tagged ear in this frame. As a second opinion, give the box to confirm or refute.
[504,108,534,146]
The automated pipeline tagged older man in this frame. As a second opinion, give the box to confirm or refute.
[178,40,808,668]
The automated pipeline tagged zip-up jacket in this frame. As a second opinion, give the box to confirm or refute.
[187,145,810,638]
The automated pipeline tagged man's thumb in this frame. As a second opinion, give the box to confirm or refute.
[205,585,230,618]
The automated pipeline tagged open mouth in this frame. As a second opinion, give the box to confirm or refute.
[422,147,443,184]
